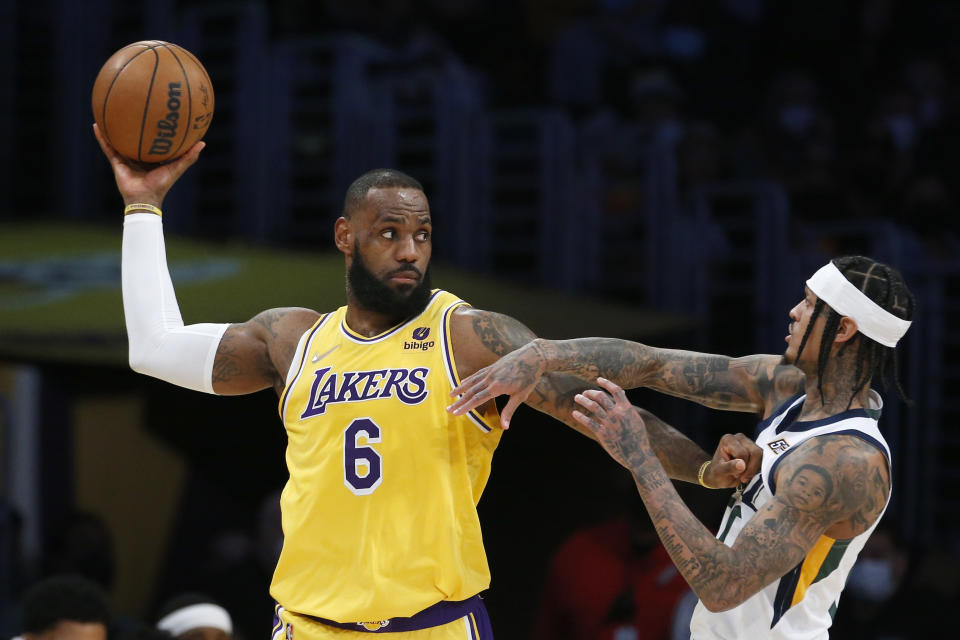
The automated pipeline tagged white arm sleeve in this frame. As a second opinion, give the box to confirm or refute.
[122,213,229,394]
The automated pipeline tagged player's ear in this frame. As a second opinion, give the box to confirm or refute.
[835,316,859,343]
[334,217,353,255]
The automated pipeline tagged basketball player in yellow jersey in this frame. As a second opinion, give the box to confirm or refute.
[94,125,759,639]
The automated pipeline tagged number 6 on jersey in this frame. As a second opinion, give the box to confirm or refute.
[344,418,383,495]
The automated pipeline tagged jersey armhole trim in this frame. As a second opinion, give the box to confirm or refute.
[442,301,499,433]
[768,429,891,495]
[277,313,330,419]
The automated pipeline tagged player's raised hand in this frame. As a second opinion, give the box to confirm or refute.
[93,122,204,208]
[447,341,547,428]
[572,377,651,469]
[703,432,763,488]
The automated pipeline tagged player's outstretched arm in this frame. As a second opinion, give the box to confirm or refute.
[448,307,591,436]
[448,308,757,485]
[574,378,889,612]
[449,337,806,420]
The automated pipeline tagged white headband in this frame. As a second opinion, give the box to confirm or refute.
[806,262,912,347]
[157,604,233,637]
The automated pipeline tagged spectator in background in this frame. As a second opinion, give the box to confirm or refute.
[117,624,174,640]
[42,512,115,594]
[896,55,960,252]
[156,595,233,640]
[757,69,840,224]
[184,491,281,640]
[548,0,666,114]
[14,575,110,640]
[533,477,690,640]
[828,524,910,639]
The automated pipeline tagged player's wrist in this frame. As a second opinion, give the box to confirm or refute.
[697,459,715,489]
[124,202,163,217]
[529,338,553,372]
[123,195,163,209]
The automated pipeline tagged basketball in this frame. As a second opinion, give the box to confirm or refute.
[91,40,214,164]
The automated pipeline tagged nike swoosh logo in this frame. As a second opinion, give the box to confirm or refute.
[311,345,339,364]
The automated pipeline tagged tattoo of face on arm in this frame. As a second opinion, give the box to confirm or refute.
[774,434,890,537]
[659,433,891,609]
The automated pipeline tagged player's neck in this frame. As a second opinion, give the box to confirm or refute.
[344,300,408,337]
[799,354,870,419]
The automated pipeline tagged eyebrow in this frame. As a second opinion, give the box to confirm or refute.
[374,213,432,225]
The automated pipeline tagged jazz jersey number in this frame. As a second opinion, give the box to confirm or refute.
[344,418,383,495]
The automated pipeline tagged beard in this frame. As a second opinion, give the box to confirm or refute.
[347,247,433,320]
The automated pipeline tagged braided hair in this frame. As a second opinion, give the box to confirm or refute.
[795,256,915,406]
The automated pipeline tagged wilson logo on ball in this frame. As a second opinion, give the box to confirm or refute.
[91,40,215,164]
[148,82,183,156]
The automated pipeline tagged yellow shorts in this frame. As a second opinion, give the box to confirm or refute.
[271,598,492,640]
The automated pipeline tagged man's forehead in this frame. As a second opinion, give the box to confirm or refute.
[364,187,429,217]
[366,186,426,203]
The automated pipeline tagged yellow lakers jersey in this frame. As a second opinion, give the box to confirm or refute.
[272,290,502,623]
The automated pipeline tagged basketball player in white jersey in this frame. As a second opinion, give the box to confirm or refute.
[448,256,914,639]
[92,127,758,639]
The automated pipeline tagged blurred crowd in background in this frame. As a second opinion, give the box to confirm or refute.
[2,1,960,639]
[274,0,960,252]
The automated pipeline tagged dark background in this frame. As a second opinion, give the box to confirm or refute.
[1,0,959,638]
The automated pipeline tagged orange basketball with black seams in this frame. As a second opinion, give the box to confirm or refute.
[92,40,214,164]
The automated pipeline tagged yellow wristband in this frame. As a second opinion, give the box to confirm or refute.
[697,460,714,489]
[124,203,162,217]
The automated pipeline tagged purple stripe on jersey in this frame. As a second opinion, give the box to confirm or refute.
[440,302,462,382]
[278,313,330,419]
[288,595,493,635]
[441,302,491,433]
[341,290,443,343]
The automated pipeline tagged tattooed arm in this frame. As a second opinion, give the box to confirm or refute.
[574,378,891,611]
[449,338,807,421]
[212,308,322,396]
[449,307,593,437]
[449,309,736,483]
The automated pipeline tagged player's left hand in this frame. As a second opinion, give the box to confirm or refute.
[572,377,651,469]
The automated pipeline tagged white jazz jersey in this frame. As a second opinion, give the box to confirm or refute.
[689,390,890,640]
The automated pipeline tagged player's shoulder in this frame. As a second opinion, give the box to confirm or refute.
[259,305,324,325]
[780,432,888,475]
[773,432,890,536]
[449,306,534,350]
[447,306,537,376]
[250,307,325,343]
